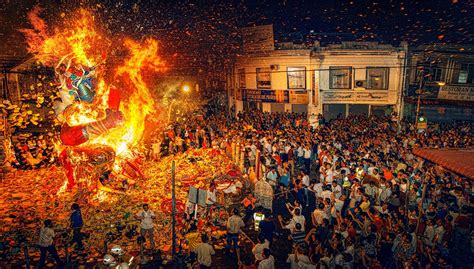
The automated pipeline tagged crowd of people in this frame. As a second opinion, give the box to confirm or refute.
[159,110,472,269]
[22,108,473,268]
[8,135,57,169]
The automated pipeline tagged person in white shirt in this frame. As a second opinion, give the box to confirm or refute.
[434,218,446,245]
[331,181,342,199]
[152,140,161,160]
[281,208,306,232]
[286,200,303,217]
[423,219,435,247]
[311,182,324,201]
[303,146,312,172]
[259,248,275,269]
[301,171,311,206]
[252,234,270,261]
[297,145,304,167]
[226,208,245,257]
[250,143,257,156]
[206,183,217,206]
[265,141,272,154]
[333,194,345,213]
[312,203,328,226]
[325,165,334,184]
[287,246,311,269]
[195,234,215,269]
[38,220,63,269]
[136,203,156,249]
[320,185,332,201]
[286,246,311,269]
[284,144,291,155]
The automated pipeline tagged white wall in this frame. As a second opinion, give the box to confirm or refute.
[230,48,407,116]
[317,51,405,96]
[235,51,311,90]
[313,50,406,116]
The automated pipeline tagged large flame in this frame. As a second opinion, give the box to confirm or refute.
[98,38,165,155]
[21,6,104,66]
[21,7,165,156]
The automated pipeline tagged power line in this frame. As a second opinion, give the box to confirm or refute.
[233,64,471,75]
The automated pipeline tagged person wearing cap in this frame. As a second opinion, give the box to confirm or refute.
[38,219,63,269]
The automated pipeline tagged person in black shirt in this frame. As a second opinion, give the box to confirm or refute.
[259,212,276,247]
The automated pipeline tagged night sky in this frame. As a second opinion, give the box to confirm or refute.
[0,0,473,72]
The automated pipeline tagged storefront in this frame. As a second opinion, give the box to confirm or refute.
[228,41,406,119]
[307,42,407,122]
[404,96,473,122]
[237,88,309,113]
[320,90,397,119]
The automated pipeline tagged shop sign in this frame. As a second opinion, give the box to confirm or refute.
[321,91,353,103]
[438,85,474,102]
[243,89,289,103]
[354,92,389,103]
[417,116,427,130]
[289,90,309,104]
[322,91,389,104]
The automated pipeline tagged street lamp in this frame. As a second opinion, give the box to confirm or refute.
[182,84,191,93]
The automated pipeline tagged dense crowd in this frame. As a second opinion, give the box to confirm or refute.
[9,135,57,169]
[156,110,472,269]
[9,109,473,268]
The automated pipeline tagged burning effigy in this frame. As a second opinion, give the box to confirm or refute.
[0,6,247,266]
[20,7,166,198]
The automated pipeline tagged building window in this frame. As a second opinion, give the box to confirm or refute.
[329,67,352,89]
[458,63,474,84]
[287,67,306,89]
[429,67,443,82]
[415,62,443,83]
[256,67,271,89]
[238,68,246,88]
[366,67,389,90]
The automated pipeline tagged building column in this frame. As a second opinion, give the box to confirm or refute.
[308,54,322,126]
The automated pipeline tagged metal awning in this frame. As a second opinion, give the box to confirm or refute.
[412,147,474,179]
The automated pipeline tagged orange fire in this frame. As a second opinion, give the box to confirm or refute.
[21,7,166,157]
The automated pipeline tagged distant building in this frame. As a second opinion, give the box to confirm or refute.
[228,45,312,114]
[0,57,53,104]
[311,41,407,121]
[227,37,408,123]
[405,44,474,122]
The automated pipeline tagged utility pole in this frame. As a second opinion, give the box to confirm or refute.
[414,67,424,125]
[171,160,176,259]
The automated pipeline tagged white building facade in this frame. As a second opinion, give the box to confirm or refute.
[228,47,312,114]
[227,42,408,122]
